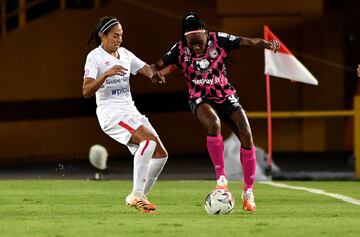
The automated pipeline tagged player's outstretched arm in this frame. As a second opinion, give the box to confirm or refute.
[82,65,127,98]
[240,37,280,53]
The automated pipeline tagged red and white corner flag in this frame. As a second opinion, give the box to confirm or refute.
[264,25,318,85]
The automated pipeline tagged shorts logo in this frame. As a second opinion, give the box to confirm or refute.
[195,98,203,104]
[128,118,137,126]
[227,94,240,106]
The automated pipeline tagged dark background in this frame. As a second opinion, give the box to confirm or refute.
[0,0,359,177]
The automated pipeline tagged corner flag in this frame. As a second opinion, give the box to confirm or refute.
[264,25,318,85]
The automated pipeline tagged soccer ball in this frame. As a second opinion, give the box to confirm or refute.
[89,144,108,170]
[204,189,235,215]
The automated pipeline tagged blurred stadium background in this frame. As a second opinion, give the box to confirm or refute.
[0,0,359,180]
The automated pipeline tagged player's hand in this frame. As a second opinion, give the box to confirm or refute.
[105,65,127,77]
[357,64,360,77]
[150,70,166,84]
[267,39,280,53]
[149,66,166,84]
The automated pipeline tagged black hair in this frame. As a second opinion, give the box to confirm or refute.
[181,12,206,44]
[87,16,119,46]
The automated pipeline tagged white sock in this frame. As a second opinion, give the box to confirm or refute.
[132,140,156,196]
[144,157,168,195]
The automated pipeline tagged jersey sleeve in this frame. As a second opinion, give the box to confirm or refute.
[217,32,242,52]
[161,42,180,66]
[126,49,146,75]
[84,53,99,80]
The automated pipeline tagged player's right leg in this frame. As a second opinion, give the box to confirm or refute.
[194,102,228,190]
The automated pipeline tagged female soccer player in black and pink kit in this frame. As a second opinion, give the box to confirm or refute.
[152,12,279,212]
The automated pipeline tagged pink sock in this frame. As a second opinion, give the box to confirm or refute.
[240,146,256,191]
[206,134,225,180]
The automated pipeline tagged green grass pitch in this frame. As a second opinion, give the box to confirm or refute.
[0,180,360,237]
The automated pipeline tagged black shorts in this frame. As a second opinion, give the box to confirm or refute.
[188,94,243,119]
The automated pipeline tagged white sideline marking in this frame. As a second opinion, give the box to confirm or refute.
[260,181,360,206]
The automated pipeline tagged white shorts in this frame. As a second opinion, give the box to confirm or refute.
[97,108,158,155]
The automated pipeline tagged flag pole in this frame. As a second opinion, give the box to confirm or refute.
[265,74,273,180]
[264,25,273,180]
[263,25,318,180]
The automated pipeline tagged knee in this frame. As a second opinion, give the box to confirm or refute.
[153,148,168,158]
[243,127,252,139]
[140,133,157,143]
[207,117,221,135]
[239,126,254,146]
[145,136,168,158]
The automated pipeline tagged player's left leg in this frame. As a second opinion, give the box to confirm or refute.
[227,108,256,212]
[218,94,256,212]
[124,125,159,213]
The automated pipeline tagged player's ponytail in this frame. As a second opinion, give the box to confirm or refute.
[181,12,206,44]
[87,16,119,47]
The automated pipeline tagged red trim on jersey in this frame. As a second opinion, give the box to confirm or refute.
[141,140,150,156]
[119,121,135,134]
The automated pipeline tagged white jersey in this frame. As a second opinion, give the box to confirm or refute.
[84,46,145,107]
[84,46,148,134]
[83,46,159,153]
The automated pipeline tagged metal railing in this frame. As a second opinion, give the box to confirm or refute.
[246,96,360,178]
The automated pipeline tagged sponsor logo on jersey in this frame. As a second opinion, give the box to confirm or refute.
[192,77,220,85]
[111,87,129,96]
[106,77,128,85]
[104,61,111,66]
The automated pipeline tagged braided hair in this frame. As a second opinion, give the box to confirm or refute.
[181,12,206,44]
[87,16,119,46]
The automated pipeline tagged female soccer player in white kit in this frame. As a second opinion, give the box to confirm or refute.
[83,16,168,213]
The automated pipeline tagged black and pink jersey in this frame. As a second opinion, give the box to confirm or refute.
[162,31,242,103]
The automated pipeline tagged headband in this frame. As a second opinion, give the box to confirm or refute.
[184,29,206,36]
[99,19,118,35]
